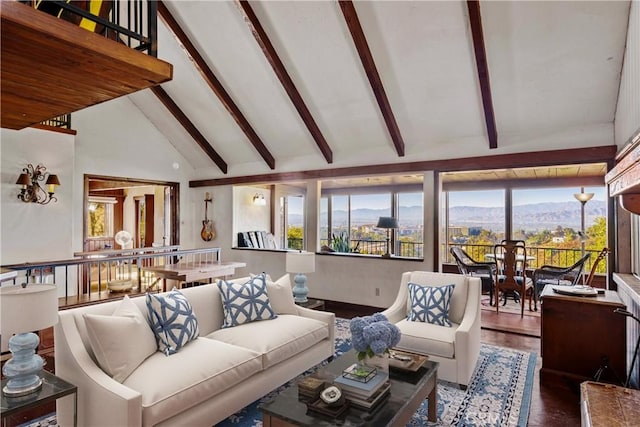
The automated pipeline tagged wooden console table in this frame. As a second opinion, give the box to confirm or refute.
[142,261,246,289]
[540,286,626,385]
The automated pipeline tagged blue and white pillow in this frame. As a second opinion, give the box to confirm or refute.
[217,273,277,328]
[407,283,455,327]
[146,288,199,356]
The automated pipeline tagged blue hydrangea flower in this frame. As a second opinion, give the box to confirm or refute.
[349,313,401,357]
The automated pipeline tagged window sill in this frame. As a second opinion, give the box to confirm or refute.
[232,247,289,254]
[316,251,423,262]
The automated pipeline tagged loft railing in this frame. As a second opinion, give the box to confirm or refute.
[24,0,157,56]
[40,113,71,129]
[1,247,221,305]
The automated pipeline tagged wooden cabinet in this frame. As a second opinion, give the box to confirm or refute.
[606,133,640,215]
[540,286,626,385]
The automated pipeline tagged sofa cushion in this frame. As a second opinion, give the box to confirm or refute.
[393,318,458,358]
[146,288,199,356]
[206,314,328,369]
[83,295,157,383]
[266,274,298,315]
[407,283,455,327]
[123,338,262,427]
[217,274,277,327]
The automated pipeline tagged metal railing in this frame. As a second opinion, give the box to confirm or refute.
[1,247,222,303]
[26,0,157,56]
[318,238,424,258]
[40,114,71,129]
[443,243,604,273]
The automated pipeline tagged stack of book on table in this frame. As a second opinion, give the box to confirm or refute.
[333,364,390,411]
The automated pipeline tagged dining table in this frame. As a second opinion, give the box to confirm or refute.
[142,260,246,290]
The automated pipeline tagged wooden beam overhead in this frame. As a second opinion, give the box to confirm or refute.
[151,86,228,174]
[467,0,498,149]
[235,0,334,164]
[157,1,275,170]
[190,145,616,187]
[338,1,405,157]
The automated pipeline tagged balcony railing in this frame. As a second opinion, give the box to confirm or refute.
[316,238,424,258]
[443,243,605,274]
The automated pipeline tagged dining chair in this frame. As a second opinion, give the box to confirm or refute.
[493,241,534,317]
[450,247,497,305]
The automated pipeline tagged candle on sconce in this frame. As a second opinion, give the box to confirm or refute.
[205,192,210,200]
[48,184,55,193]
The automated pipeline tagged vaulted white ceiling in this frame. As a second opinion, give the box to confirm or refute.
[127,1,630,180]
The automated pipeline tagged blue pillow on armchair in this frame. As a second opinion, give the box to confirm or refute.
[407,283,455,327]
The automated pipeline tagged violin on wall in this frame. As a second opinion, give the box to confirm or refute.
[201,192,216,242]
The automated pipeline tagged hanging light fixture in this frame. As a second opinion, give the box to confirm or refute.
[15,164,61,205]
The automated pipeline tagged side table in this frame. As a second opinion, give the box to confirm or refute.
[295,298,325,310]
[1,371,77,427]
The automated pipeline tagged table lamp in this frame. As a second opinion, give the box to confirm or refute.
[1,283,58,397]
[376,216,398,258]
[286,251,315,303]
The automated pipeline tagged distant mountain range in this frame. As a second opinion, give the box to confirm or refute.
[289,201,606,232]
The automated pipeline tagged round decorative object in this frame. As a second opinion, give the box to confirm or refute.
[320,385,343,406]
[114,230,133,249]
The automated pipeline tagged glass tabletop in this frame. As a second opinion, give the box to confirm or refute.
[260,349,438,426]
[1,370,77,417]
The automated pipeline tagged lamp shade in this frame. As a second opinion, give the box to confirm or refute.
[376,216,398,229]
[15,173,30,186]
[1,284,58,338]
[45,174,61,186]
[286,251,315,274]
[574,192,594,203]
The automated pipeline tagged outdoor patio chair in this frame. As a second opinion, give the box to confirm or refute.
[532,253,591,310]
[450,247,497,305]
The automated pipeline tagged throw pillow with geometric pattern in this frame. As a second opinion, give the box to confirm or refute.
[407,283,455,327]
[146,288,199,356]
[217,273,277,328]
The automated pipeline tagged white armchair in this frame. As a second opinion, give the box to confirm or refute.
[381,271,481,387]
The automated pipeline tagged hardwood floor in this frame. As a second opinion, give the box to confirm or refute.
[327,299,582,427]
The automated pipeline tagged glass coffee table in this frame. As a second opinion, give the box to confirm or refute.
[260,349,438,426]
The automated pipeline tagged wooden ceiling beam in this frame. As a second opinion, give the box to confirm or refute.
[467,0,498,149]
[190,145,616,187]
[157,1,275,170]
[151,86,228,174]
[235,0,333,164]
[339,1,405,157]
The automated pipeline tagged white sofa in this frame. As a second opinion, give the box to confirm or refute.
[55,276,335,426]
[381,271,481,387]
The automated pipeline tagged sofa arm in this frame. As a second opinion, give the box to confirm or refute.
[297,306,336,356]
[381,272,411,323]
[55,313,143,427]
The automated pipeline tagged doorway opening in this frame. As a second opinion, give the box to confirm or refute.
[83,175,180,252]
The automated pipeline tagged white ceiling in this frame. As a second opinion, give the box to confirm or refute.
[127,0,630,180]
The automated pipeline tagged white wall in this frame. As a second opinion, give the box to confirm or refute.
[73,96,196,250]
[232,185,271,246]
[615,0,640,147]
[0,128,75,265]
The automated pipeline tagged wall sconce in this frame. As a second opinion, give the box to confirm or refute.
[15,164,61,205]
[252,193,266,206]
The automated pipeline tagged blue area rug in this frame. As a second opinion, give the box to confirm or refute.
[218,318,536,427]
[24,319,535,427]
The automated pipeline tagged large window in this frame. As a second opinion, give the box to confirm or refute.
[442,184,606,272]
[321,184,424,258]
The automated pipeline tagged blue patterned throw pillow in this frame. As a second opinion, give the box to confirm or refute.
[146,288,199,356]
[217,273,277,328]
[407,283,455,327]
